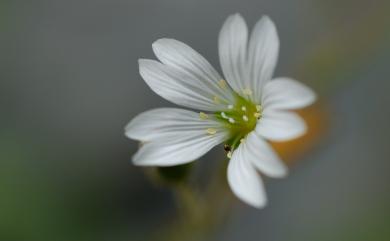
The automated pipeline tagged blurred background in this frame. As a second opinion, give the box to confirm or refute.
[1,0,389,240]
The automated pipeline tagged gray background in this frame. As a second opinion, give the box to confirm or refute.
[1,0,389,240]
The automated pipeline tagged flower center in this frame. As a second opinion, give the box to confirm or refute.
[215,93,262,156]
[199,81,262,158]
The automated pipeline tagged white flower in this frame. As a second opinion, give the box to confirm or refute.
[125,14,316,208]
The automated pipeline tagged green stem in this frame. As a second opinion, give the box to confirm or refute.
[150,158,235,241]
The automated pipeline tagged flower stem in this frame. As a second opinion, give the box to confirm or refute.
[150,159,234,241]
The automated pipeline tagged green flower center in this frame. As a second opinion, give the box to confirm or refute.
[199,81,262,158]
[215,94,262,154]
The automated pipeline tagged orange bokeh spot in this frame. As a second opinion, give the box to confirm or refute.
[270,102,329,166]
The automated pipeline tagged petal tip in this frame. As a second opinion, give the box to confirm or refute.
[307,89,318,105]
[223,13,246,27]
[275,166,289,178]
[253,197,268,209]
[231,13,246,23]
[152,38,166,46]
[232,12,243,19]
[124,125,141,141]
[131,154,142,166]
[260,15,272,22]
[244,190,267,209]
[152,38,177,50]
[151,38,168,54]
[132,158,146,166]
[138,58,147,64]
[258,15,276,29]
[138,58,154,69]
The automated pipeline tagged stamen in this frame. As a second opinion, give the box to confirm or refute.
[254,112,261,119]
[227,151,232,159]
[221,112,228,119]
[206,128,217,135]
[243,88,252,96]
[215,94,260,144]
[218,79,227,89]
[199,112,209,120]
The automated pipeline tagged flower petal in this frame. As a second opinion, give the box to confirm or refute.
[132,131,227,166]
[218,13,249,95]
[262,78,316,110]
[248,16,279,102]
[244,132,288,178]
[152,38,234,104]
[256,110,307,141]
[228,144,267,208]
[139,59,228,111]
[125,108,223,142]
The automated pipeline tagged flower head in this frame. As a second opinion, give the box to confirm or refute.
[125,14,316,208]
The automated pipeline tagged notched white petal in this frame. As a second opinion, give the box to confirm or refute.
[219,13,249,95]
[139,59,224,111]
[132,132,227,166]
[126,108,229,166]
[248,15,280,102]
[262,77,316,110]
[245,132,288,178]
[256,110,307,142]
[152,38,234,103]
[125,108,223,142]
[227,144,267,208]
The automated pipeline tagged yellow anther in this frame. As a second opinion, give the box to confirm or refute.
[206,128,217,135]
[218,79,227,89]
[199,112,209,120]
[213,96,220,104]
[242,115,249,122]
[227,151,232,159]
[240,138,246,144]
[254,112,261,118]
[241,106,247,111]
[243,88,252,96]
[256,105,262,112]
